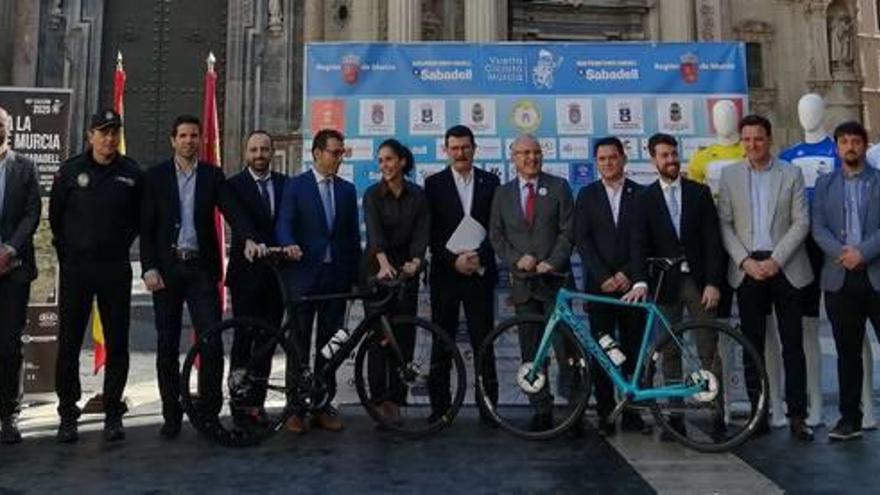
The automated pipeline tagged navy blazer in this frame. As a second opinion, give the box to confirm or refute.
[812,166,880,291]
[140,159,255,283]
[424,166,499,286]
[225,169,288,291]
[275,169,361,296]
[0,151,40,282]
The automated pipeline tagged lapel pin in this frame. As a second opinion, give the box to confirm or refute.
[538,187,548,196]
[77,173,90,188]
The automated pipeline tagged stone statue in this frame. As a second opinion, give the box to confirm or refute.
[830,14,854,68]
[268,0,283,32]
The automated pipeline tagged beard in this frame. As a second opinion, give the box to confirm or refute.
[659,163,680,181]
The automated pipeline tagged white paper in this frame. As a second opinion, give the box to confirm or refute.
[445,215,486,254]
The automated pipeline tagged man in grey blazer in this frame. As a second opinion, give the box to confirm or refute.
[813,121,880,441]
[717,114,814,441]
[0,106,41,444]
[489,134,575,433]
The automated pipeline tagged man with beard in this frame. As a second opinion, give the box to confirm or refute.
[813,121,880,441]
[624,133,726,440]
[225,131,288,426]
[0,106,40,444]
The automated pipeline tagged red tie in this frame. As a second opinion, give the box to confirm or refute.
[525,182,536,226]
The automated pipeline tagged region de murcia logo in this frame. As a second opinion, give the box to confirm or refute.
[342,54,360,85]
[680,53,699,84]
[532,49,563,90]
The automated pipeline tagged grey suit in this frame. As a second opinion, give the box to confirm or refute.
[717,157,809,419]
[489,172,574,305]
[812,165,880,425]
[0,150,40,420]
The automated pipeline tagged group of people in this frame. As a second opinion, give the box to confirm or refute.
[0,102,877,449]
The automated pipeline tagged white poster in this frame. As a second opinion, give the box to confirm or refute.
[556,98,593,135]
[460,98,497,135]
[409,98,446,135]
[657,97,695,135]
[606,97,644,135]
[359,99,396,135]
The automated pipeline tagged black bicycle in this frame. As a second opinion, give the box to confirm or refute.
[180,251,467,447]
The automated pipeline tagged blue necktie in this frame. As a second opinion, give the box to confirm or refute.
[258,179,272,218]
[320,178,335,263]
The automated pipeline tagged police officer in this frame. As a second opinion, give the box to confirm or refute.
[49,109,143,443]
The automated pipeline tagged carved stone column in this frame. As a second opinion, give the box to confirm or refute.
[387,0,421,41]
[658,0,695,41]
[10,0,40,85]
[465,0,507,41]
[303,0,324,41]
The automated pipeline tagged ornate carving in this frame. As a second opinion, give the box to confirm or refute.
[828,12,854,71]
[733,19,774,40]
[268,0,283,35]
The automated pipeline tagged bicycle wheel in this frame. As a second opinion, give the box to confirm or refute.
[476,315,590,440]
[354,315,466,436]
[180,317,295,447]
[644,319,769,453]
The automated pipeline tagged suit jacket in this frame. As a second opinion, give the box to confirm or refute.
[140,159,255,283]
[489,172,573,304]
[812,165,880,292]
[0,151,40,282]
[573,178,643,294]
[631,178,724,303]
[717,158,812,288]
[225,169,288,291]
[275,169,361,296]
[425,166,499,286]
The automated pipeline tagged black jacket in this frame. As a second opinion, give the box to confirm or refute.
[1,151,40,282]
[49,150,143,264]
[140,159,254,283]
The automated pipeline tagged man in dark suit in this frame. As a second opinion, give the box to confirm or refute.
[625,133,726,440]
[140,114,262,439]
[813,121,880,441]
[225,130,288,426]
[276,128,361,433]
[425,125,499,424]
[489,133,574,432]
[0,106,40,444]
[573,136,647,436]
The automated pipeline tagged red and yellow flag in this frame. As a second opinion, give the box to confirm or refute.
[92,51,127,374]
[200,51,226,315]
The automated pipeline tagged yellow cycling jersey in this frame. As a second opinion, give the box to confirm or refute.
[686,142,745,196]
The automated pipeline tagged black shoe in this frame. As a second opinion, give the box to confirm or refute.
[529,413,553,432]
[597,417,616,437]
[621,411,651,434]
[660,417,686,442]
[57,418,79,444]
[103,417,125,442]
[0,418,22,445]
[712,414,728,441]
[828,420,862,442]
[159,418,182,439]
[789,417,814,442]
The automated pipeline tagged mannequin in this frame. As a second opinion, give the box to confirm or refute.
[687,100,743,195]
[779,93,876,429]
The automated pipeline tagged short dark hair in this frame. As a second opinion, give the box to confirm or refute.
[593,136,624,157]
[312,128,345,154]
[378,138,415,176]
[444,125,476,147]
[833,121,868,144]
[738,114,772,136]
[647,133,678,157]
[171,114,201,137]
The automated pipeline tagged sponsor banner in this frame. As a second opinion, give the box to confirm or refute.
[0,87,73,197]
[22,304,60,393]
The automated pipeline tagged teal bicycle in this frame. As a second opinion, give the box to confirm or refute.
[476,258,769,453]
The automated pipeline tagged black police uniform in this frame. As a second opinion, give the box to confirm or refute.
[48,149,143,422]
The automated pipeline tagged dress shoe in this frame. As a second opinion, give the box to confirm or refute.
[285,415,309,434]
[789,418,814,442]
[57,418,79,444]
[660,416,686,442]
[312,409,344,432]
[528,413,553,432]
[0,417,22,445]
[159,418,182,439]
[597,417,616,437]
[103,417,125,442]
[379,401,402,426]
[621,411,651,434]
[828,420,863,442]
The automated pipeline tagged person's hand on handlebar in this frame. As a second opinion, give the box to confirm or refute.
[376,252,397,280]
[621,283,647,303]
[402,258,422,278]
[281,244,303,261]
[516,254,537,272]
[535,261,555,274]
[701,284,720,310]
[244,239,269,262]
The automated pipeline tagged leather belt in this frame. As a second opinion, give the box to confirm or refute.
[173,248,200,261]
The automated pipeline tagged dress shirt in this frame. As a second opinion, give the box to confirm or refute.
[175,158,199,251]
[659,176,682,237]
[602,177,624,226]
[748,161,774,252]
[844,169,867,246]
[248,167,274,217]
[452,166,475,217]
[518,176,538,218]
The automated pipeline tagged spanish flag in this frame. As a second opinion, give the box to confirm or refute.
[91,51,127,374]
[201,51,225,314]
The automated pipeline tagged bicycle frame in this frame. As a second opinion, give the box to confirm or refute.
[525,288,705,402]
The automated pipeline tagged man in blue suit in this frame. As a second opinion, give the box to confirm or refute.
[813,121,880,441]
[225,130,288,426]
[276,128,361,433]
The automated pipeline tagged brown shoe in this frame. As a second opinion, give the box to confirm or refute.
[312,410,344,432]
[381,401,401,426]
[285,415,309,434]
[789,417,814,442]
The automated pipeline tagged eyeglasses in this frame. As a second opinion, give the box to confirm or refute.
[323,148,346,157]
[514,149,543,157]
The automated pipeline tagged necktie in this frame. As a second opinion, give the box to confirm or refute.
[258,179,272,217]
[525,182,536,226]
[320,177,335,231]
[667,184,680,237]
